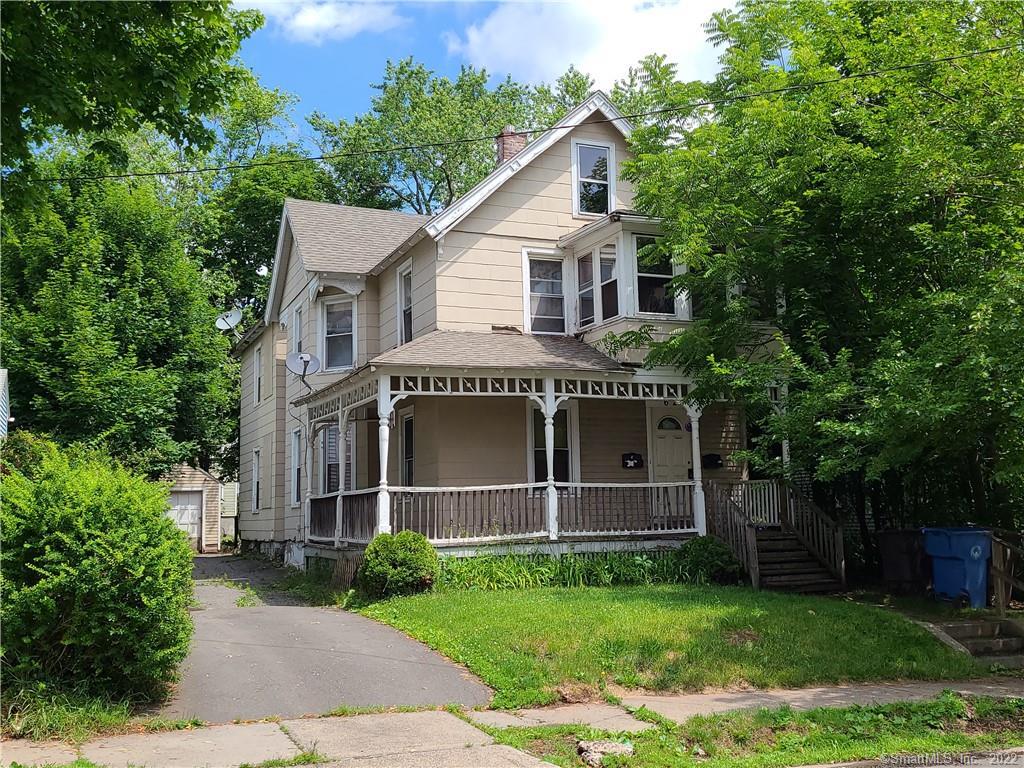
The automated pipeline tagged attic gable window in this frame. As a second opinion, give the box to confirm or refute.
[572,139,614,217]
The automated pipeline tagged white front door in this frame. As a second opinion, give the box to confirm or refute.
[650,407,692,482]
[168,490,203,548]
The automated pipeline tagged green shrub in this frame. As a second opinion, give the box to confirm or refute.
[358,531,439,598]
[674,536,743,584]
[1,438,194,699]
[438,551,681,590]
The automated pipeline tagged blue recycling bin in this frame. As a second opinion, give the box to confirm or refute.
[922,527,991,609]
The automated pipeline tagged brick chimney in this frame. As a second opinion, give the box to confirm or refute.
[496,125,527,164]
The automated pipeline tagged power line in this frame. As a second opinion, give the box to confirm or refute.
[33,42,1021,184]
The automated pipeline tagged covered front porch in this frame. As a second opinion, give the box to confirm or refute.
[299,364,746,552]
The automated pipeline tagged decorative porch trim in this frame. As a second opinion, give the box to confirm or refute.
[556,378,687,400]
[307,377,379,422]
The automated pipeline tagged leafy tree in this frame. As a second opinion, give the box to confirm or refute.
[2,153,237,476]
[310,58,558,214]
[623,0,1024,532]
[1,1,260,165]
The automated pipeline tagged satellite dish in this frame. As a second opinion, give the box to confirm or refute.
[215,308,243,331]
[286,352,321,377]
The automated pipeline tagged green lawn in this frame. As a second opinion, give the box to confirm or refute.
[361,585,980,708]
[490,692,1024,768]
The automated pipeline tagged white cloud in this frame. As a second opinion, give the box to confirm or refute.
[241,1,407,44]
[445,0,727,88]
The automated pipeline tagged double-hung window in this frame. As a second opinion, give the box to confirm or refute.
[291,429,302,505]
[400,409,414,486]
[573,141,613,216]
[598,243,619,320]
[253,346,262,404]
[321,425,340,494]
[527,254,565,333]
[398,262,413,345]
[323,298,354,369]
[635,235,676,315]
[292,306,303,354]
[252,448,261,512]
[577,253,594,328]
[531,407,571,483]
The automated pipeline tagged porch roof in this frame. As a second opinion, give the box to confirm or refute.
[369,330,627,373]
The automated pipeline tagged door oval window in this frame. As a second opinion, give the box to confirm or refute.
[657,416,683,431]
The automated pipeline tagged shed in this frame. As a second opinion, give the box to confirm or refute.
[164,464,222,553]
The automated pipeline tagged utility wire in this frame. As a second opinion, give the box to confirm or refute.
[33,42,1021,184]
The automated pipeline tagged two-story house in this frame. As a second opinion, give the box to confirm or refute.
[234,92,763,571]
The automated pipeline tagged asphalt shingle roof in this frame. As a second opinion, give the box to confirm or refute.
[284,198,430,274]
[369,330,626,372]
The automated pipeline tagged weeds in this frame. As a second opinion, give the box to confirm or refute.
[238,751,327,768]
[438,552,682,591]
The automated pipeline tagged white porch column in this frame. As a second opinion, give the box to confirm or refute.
[685,404,707,535]
[303,417,316,542]
[336,408,349,547]
[376,375,393,536]
[543,377,559,540]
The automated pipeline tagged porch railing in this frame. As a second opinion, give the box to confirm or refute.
[705,481,759,587]
[557,482,696,536]
[780,484,845,586]
[309,493,339,542]
[390,483,548,544]
[726,479,782,525]
[339,488,377,543]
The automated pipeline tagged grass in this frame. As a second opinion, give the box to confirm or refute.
[490,692,1024,767]
[361,584,980,709]
[238,751,327,768]
[1,684,204,743]
[235,584,262,607]
[270,566,354,607]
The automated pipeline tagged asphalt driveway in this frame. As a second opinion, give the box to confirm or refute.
[161,555,490,723]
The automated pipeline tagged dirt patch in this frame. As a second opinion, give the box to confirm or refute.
[726,629,761,646]
[556,682,601,703]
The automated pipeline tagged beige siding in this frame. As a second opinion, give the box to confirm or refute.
[165,464,222,552]
[436,119,634,332]
[701,402,746,481]
[578,400,649,483]
[376,238,437,353]
[238,324,285,542]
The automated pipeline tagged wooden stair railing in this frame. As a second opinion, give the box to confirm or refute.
[992,530,1023,617]
[779,484,846,587]
[705,481,760,588]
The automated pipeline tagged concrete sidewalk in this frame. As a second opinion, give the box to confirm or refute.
[2,710,552,768]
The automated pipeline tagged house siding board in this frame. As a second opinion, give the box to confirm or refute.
[376,238,437,353]
[578,400,648,483]
[429,397,528,486]
[700,402,745,481]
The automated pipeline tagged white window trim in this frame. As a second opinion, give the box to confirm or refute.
[571,137,616,219]
[319,294,358,372]
[396,258,413,346]
[251,448,261,514]
[525,400,581,483]
[633,233,686,319]
[398,405,414,486]
[290,428,302,507]
[253,345,262,405]
[521,247,569,335]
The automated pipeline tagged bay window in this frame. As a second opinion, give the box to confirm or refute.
[598,243,619,320]
[323,298,354,369]
[577,253,594,327]
[635,235,676,315]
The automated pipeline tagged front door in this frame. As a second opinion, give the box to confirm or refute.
[649,407,693,526]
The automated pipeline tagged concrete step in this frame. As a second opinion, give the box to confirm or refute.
[942,620,1022,641]
[973,654,1024,670]
[963,636,1024,656]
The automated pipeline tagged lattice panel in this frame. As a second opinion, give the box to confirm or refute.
[307,378,378,421]
[555,378,687,401]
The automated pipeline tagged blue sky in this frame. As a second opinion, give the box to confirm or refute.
[238,0,726,133]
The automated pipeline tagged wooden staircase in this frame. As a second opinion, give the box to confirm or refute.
[754,528,844,592]
[706,480,846,593]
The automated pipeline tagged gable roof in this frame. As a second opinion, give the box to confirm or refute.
[423,91,632,240]
[369,329,626,372]
[285,199,430,273]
